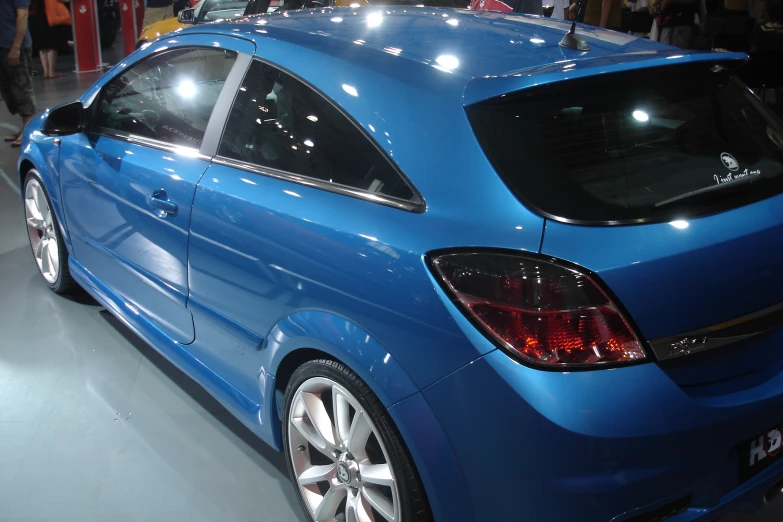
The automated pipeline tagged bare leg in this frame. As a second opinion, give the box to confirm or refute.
[46,50,56,77]
[11,114,36,146]
[39,49,48,77]
[41,49,52,77]
[49,49,58,76]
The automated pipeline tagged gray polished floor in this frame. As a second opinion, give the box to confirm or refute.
[0,51,306,522]
[1,47,783,522]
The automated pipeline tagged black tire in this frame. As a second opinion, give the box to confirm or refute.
[23,170,78,295]
[283,359,432,522]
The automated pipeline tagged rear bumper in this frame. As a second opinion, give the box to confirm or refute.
[403,326,783,521]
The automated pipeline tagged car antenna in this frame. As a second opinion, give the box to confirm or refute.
[558,0,590,51]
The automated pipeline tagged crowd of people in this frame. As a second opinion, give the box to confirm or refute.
[548,0,782,52]
[0,0,72,147]
[548,0,782,112]
[0,0,177,148]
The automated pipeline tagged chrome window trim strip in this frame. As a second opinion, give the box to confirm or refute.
[99,131,213,161]
[650,301,783,360]
[212,156,425,213]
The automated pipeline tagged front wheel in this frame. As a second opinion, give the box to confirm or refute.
[283,359,431,522]
[24,170,77,294]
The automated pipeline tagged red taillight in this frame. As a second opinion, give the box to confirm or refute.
[430,252,647,367]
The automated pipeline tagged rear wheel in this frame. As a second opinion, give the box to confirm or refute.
[283,359,431,522]
[24,170,76,294]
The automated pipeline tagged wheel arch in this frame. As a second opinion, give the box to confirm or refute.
[262,310,420,450]
[265,315,444,522]
[18,141,74,256]
[18,158,35,188]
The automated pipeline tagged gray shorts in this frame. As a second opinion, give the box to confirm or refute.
[0,47,37,117]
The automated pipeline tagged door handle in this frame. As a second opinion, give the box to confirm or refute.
[149,189,178,216]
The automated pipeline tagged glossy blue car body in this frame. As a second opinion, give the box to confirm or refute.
[18,7,783,521]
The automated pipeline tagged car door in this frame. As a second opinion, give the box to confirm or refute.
[185,59,423,402]
[58,37,254,343]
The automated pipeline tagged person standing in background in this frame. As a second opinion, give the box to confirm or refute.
[0,0,37,148]
[750,0,783,50]
[144,0,174,26]
[28,0,69,79]
[649,0,700,47]
[551,0,571,19]
[584,0,624,28]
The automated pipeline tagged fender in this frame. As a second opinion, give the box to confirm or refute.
[388,392,475,522]
[17,114,74,256]
[261,309,420,447]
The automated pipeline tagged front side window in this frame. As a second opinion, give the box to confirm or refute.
[95,47,237,148]
[218,60,415,202]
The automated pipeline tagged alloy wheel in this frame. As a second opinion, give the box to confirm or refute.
[288,376,400,522]
[25,178,59,284]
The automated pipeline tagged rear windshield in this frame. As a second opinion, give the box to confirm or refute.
[467,62,783,224]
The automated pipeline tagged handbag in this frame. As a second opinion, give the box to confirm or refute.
[44,0,72,27]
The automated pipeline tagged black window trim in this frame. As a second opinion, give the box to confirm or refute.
[213,57,426,214]
[201,51,253,157]
[89,45,248,160]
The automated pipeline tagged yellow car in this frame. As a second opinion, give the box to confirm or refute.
[138,0,251,47]
[137,0,367,47]
[137,14,186,46]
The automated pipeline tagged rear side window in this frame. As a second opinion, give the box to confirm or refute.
[218,60,416,202]
[468,63,783,224]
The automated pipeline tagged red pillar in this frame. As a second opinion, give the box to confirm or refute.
[71,0,103,73]
[119,0,144,56]
[136,0,145,36]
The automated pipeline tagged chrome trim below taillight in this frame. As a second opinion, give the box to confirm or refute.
[649,301,783,361]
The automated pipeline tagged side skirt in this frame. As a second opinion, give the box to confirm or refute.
[68,256,279,449]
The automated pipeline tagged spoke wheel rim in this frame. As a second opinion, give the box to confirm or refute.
[25,178,59,284]
[288,376,400,522]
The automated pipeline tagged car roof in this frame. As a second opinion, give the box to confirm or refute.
[189,8,746,104]
[193,8,679,78]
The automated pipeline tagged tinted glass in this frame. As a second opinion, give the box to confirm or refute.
[199,0,249,21]
[219,61,415,201]
[468,63,783,223]
[95,47,237,148]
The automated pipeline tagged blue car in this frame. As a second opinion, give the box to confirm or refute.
[17,7,783,522]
